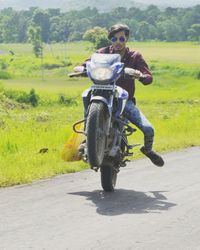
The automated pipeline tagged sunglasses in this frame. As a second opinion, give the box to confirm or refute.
[111,36,126,43]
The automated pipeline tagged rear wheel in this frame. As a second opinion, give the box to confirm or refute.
[86,102,108,168]
[101,163,117,192]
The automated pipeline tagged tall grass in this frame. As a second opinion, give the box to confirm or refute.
[0,103,88,187]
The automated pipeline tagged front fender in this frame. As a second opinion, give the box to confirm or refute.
[90,96,112,116]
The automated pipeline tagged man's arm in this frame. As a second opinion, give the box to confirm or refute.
[134,51,153,85]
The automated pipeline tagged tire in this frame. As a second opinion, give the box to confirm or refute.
[101,163,117,192]
[86,101,108,168]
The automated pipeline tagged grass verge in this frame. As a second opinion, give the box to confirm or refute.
[0,42,199,187]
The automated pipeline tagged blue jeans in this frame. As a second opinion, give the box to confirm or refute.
[123,100,154,151]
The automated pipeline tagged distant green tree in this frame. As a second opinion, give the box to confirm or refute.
[27,26,43,57]
[32,9,50,42]
[93,12,113,27]
[136,21,151,41]
[16,11,29,42]
[111,7,127,19]
[0,17,4,42]
[121,19,138,40]
[145,5,160,25]
[49,16,61,42]
[187,24,200,41]
[58,15,71,41]
[77,7,98,19]
[0,4,200,43]
[69,18,92,41]
[157,20,182,41]
[68,31,83,42]
[137,21,158,41]
[127,7,143,22]
[83,26,110,49]
[164,7,178,17]
[1,13,18,42]
[47,8,61,17]
[182,9,200,29]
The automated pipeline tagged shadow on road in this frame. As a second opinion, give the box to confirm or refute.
[68,189,176,216]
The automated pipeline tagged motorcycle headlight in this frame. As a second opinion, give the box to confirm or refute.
[90,67,113,82]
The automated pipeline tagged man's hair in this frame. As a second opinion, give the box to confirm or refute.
[108,24,130,39]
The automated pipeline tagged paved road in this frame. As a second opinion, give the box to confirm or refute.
[0,147,200,250]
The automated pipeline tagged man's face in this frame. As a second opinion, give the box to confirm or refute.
[110,30,127,52]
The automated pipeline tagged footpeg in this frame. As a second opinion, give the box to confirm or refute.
[123,152,133,157]
[125,126,137,136]
[127,152,133,156]
[120,159,130,167]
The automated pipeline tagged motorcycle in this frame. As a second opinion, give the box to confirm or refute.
[69,53,142,192]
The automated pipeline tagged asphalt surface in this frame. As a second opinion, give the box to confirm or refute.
[0,147,200,250]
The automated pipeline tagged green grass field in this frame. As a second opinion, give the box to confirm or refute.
[0,42,199,187]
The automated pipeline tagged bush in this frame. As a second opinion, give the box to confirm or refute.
[95,35,110,49]
[29,89,39,107]
[0,71,12,79]
[196,71,200,79]
[3,88,39,107]
[58,94,77,106]
[0,60,8,70]
[0,92,30,110]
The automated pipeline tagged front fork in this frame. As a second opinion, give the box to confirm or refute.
[89,92,114,136]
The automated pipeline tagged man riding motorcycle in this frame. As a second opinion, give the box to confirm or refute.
[76,23,164,167]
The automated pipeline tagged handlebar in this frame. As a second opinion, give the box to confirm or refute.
[68,71,87,78]
[68,68,144,79]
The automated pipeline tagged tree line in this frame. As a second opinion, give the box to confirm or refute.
[0,5,199,44]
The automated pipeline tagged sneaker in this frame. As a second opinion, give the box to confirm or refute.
[140,146,164,167]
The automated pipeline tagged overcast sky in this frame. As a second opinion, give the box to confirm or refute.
[0,0,199,10]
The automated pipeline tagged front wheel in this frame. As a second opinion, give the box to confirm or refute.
[86,101,108,168]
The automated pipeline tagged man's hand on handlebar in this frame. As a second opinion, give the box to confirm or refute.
[124,68,143,79]
[74,66,85,73]
[68,66,87,77]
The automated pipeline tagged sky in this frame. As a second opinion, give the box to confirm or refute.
[0,0,199,10]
